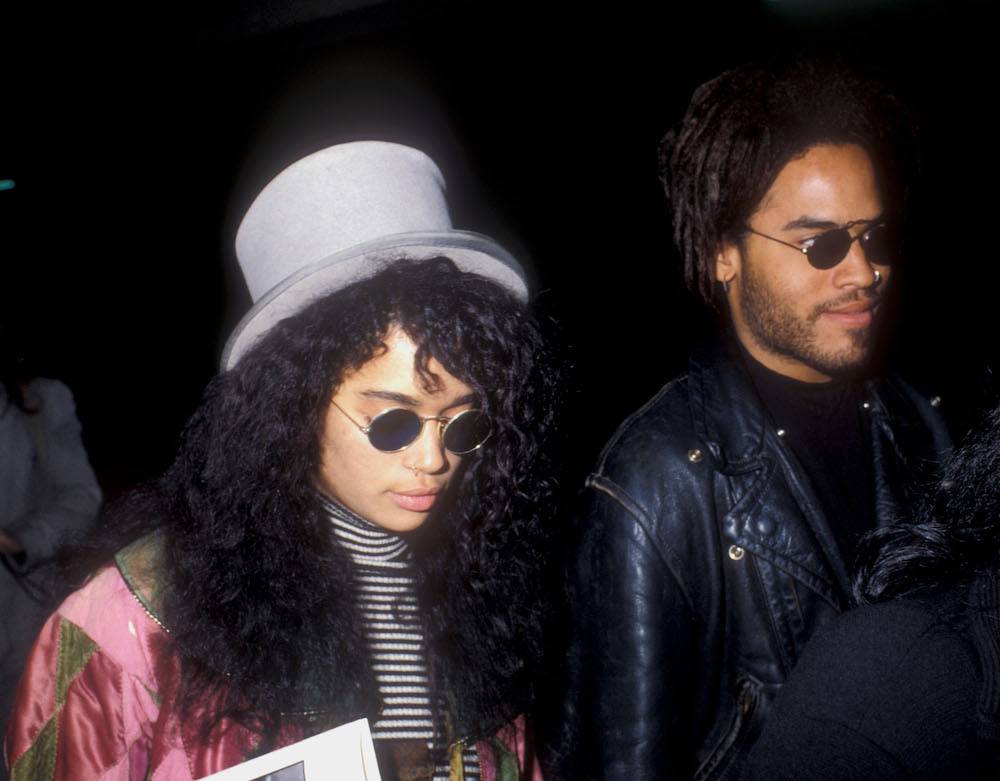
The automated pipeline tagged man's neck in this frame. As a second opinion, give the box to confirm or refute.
[737,333,833,384]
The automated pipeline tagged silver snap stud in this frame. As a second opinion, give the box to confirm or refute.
[930,396,942,408]
[861,401,871,411]
[728,545,745,561]
[776,428,787,438]
[687,448,704,464]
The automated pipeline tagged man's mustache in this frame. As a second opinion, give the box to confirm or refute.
[810,290,882,320]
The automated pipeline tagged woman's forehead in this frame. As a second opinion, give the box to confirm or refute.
[340,328,472,402]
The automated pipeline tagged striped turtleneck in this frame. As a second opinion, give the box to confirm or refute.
[321,495,480,780]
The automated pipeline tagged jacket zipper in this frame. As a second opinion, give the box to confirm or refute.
[123,577,170,633]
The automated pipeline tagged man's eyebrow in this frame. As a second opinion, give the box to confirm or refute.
[782,214,883,231]
[782,216,842,231]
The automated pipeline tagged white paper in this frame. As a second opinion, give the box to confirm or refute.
[198,717,381,781]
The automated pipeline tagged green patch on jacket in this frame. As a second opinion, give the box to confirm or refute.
[490,736,520,781]
[10,714,57,781]
[56,619,98,706]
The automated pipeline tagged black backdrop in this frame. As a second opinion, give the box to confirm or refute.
[2,0,998,497]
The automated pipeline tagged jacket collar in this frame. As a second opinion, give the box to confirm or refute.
[687,337,772,473]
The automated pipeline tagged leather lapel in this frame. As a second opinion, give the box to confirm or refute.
[869,403,908,527]
[689,341,849,609]
[867,377,943,528]
[738,428,851,607]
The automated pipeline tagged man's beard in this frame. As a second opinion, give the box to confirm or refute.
[739,261,879,378]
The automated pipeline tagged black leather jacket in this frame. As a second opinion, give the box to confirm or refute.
[555,342,952,780]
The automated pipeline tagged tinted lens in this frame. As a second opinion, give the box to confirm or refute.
[805,228,852,270]
[442,410,492,454]
[860,224,895,267]
[367,408,423,452]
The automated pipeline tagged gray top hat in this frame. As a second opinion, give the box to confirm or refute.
[222,141,529,369]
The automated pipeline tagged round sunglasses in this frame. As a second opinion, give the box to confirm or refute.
[330,400,493,454]
[746,221,895,270]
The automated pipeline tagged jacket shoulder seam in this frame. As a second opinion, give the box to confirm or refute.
[594,375,691,471]
[586,473,697,613]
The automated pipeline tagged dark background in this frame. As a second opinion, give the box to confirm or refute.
[2,0,998,498]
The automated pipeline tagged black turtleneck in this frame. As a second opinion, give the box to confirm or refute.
[741,349,877,567]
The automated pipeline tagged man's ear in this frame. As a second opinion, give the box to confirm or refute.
[715,241,741,286]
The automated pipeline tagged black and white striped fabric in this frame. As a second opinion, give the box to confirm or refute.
[323,496,481,780]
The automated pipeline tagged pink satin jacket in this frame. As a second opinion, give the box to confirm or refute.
[6,565,542,781]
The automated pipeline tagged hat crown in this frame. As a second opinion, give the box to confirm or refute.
[235,141,453,302]
[223,141,528,370]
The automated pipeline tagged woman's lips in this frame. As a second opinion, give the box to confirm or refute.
[389,490,440,512]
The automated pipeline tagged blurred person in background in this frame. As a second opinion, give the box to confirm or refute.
[0,323,101,778]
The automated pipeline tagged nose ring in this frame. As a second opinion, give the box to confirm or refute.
[873,268,881,286]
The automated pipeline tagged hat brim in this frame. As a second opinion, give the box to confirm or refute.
[221,230,528,370]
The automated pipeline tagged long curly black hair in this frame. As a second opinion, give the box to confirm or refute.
[658,56,918,309]
[89,256,562,741]
[854,401,1000,604]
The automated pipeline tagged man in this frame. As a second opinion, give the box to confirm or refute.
[554,60,952,779]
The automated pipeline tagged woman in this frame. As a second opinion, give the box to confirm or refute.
[743,402,1000,780]
[6,143,559,780]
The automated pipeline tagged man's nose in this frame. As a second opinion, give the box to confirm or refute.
[832,239,883,289]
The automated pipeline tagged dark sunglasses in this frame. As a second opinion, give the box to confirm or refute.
[746,220,895,270]
[331,400,493,454]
